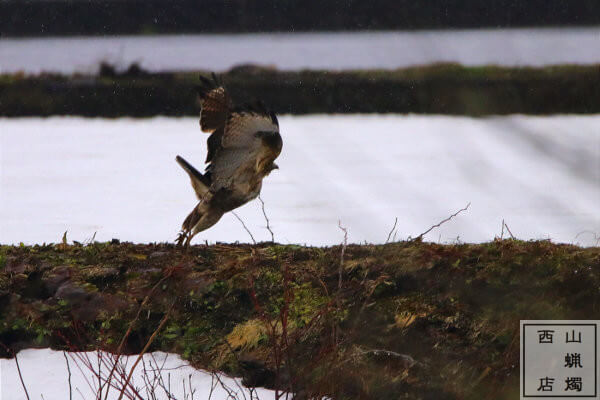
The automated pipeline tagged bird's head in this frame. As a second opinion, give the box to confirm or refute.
[255,130,283,154]
[255,130,282,176]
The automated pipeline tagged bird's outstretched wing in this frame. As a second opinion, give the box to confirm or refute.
[223,108,279,148]
[197,74,233,163]
[208,107,279,191]
[197,73,231,133]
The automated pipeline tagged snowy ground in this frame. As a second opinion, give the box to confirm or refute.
[0,348,276,400]
[2,28,600,75]
[0,115,599,247]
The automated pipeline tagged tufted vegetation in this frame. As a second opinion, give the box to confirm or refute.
[0,239,599,399]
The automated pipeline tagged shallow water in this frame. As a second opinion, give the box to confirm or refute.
[1,28,600,74]
[1,115,599,246]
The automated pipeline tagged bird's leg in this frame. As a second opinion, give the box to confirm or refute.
[176,229,189,247]
[184,231,194,248]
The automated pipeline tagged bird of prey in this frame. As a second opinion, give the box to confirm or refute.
[175,74,282,246]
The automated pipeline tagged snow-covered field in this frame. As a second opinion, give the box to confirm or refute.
[2,28,600,74]
[1,115,599,247]
[1,348,276,400]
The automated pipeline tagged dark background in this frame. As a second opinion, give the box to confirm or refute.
[1,0,599,37]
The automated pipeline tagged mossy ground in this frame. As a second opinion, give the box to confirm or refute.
[0,240,599,399]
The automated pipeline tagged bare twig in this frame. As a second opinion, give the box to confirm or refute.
[503,220,516,240]
[413,202,471,241]
[103,273,172,400]
[574,230,600,246]
[97,350,103,398]
[232,212,257,245]
[117,303,175,400]
[64,351,73,400]
[337,221,348,291]
[219,341,250,400]
[14,352,31,400]
[385,217,398,244]
[341,348,416,368]
[208,374,217,400]
[500,219,505,239]
[67,352,99,398]
[85,231,97,246]
[151,353,178,400]
[188,374,196,400]
[146,354,176,400]
[358,348,415,361]
[258,195,275,242]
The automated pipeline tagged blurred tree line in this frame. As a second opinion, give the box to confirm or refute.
[1,0,599,36]
[2,65,599,116]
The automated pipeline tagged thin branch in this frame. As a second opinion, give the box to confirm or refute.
[210,371,240,400]
[503,220,516,240]
[97,351,102,399]
[208,374,216,400]
[358,348,414,361]
[117,303,175,400]
[150,353,178,400]
[15,352,31,400]
[385,217,398,244]
[258,195,275,242]
[86,231,97,246]
[103,273,172,400]
[413,202,471,241]
[68,352,98,398]
[64,351,73,400]
[337,221,348,291]
[574,230,600,246]
[220,340,251,400]
[342,348,416,368]
[232,211,257,245]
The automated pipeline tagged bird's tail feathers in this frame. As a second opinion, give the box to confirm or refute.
[176,155,211,198]
[176,155,209,185]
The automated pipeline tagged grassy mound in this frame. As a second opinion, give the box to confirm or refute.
[0,240,599,399]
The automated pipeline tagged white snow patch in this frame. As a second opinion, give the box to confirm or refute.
[0,115,599,246]
[0,348,276,400]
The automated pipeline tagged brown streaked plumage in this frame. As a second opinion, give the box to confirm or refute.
[175,74,282,246]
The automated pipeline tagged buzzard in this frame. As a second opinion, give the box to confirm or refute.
[175,74,282,246]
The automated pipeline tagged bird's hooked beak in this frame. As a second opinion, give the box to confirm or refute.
[262,161,279,176]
